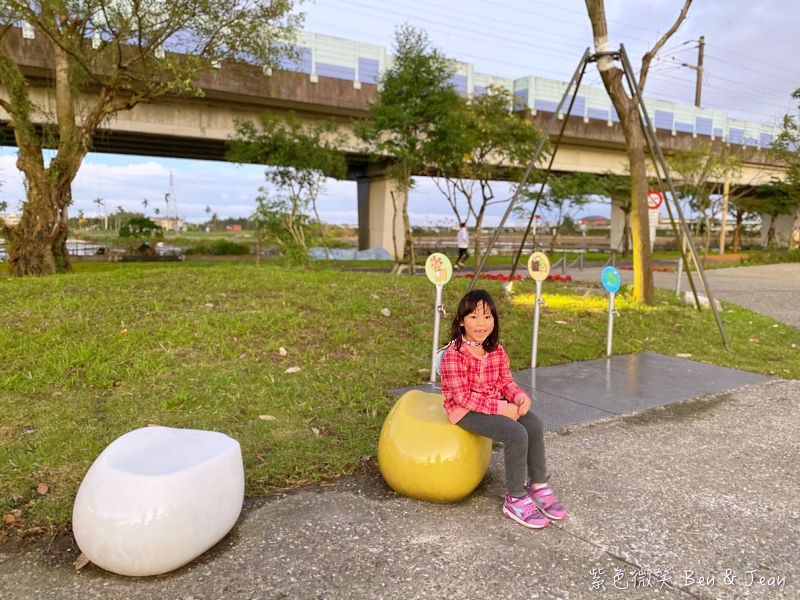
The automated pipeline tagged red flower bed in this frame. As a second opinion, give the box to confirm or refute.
[453,273,572,282]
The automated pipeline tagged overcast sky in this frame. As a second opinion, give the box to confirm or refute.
[2,0,798,227]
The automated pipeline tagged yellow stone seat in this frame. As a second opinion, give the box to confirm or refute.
[378,390,492,502]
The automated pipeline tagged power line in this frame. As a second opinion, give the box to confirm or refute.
[313,0,800,89]
[651,72,792,109]
[705,42,800,78]
[648,74,790,119]
[315,0,599,58]
[653,56,795,101]
[306,1,795,124]
[704,53,800,85]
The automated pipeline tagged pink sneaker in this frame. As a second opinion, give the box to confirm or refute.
[502,494,549,529]
[528,485,568,520]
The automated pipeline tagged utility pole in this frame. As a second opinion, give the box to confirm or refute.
[679,37,705,108]
[695,36,705,108]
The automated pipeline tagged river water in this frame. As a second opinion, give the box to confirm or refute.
[0,240,183,262]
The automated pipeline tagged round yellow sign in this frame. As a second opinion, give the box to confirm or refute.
[527,251,550,281]
[425,253,453,285]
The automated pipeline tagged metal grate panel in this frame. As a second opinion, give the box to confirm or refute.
[389,353,774,431]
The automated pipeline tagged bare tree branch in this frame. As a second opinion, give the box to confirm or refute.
[639,0,693,91]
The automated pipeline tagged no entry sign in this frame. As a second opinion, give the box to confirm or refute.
[647,190,663,210]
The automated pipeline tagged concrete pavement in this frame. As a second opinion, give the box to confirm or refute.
[2,379,798,599]
[565,262,800,328]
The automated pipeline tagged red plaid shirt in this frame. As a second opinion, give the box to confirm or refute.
[440,342,524,424]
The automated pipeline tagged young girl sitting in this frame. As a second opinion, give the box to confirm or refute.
[439,289,567,529]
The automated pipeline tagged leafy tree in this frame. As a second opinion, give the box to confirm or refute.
[585,0,692,304]
[754,173,800,248]
[0,0,300,276]
[119,216,162,239]
[769,87,800,248]
[516,172,605,249]
[668,143,742,262]
[228,112,346,263]
[729,194,763,253]
[356,24,462,274]
[429,86,542,270]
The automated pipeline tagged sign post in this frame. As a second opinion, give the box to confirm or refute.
[601,266,621,358]
[527,251,550,368]
[647,190,663,252]
[425,253,453,384]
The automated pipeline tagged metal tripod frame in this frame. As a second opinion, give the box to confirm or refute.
[467,46,730,349]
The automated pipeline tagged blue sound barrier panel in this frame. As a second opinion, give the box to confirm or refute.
[358,58,379,84]
[316,63,355,80]
[696,117,713,136]
[587,108,608,121]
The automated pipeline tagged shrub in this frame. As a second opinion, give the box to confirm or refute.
[183,240,251,256]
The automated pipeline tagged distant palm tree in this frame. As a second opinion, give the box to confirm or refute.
[93,198,106,230]
[154,207,161,217]
[142,198,149,215]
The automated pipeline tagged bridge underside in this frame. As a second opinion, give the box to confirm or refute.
[0,94,788,259]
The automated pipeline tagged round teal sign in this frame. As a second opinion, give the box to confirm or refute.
[601,266,621,294]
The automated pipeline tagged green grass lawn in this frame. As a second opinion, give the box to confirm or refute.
[1,261,799,535]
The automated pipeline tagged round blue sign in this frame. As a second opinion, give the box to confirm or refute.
[601,266,621,294]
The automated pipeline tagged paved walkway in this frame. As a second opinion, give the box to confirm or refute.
[564,262,800,328]
[2,379,797,599]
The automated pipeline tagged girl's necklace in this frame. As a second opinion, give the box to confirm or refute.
[462,336,483,347]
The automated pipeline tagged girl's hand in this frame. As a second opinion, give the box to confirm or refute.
[515,393,532,416]
[505,403,520,421]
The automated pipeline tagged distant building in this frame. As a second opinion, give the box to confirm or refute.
[152,217,184,232]
[225,224,243,232]
[577,216,610,228]
[0,213,21,226]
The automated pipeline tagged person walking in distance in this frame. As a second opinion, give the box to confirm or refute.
[455,222,469,269]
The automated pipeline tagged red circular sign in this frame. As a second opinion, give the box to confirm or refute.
[647,190,663,210]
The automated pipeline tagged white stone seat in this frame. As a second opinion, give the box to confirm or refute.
[72,426,244,576]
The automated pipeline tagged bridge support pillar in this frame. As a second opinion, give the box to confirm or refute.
[609,200,631,253]
[357,176,406,259]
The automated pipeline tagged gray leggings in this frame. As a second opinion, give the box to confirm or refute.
[456,411,546,497]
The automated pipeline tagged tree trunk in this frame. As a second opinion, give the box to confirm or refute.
[402,192,415,274]
[622,207,631,257]
[587,26,654,304]
[702,214,711,266]
[255,219,262,266]
[732,211,743,253]
[7,178,72,276]
[471,205,487,275]
[767,215,776,248]
[550,224,560,251]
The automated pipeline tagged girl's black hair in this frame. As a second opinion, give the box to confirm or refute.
[449,289,500,353]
